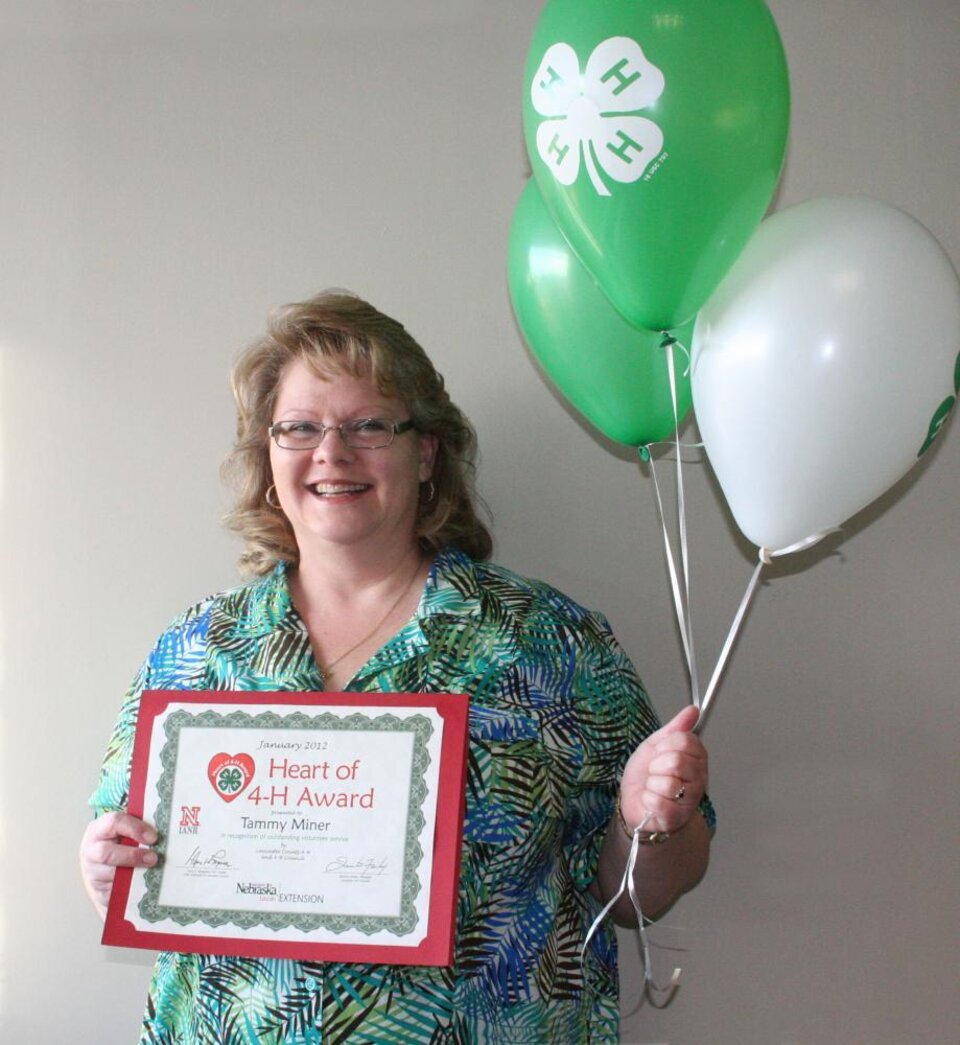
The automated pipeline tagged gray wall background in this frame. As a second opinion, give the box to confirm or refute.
[1,2,957,1042]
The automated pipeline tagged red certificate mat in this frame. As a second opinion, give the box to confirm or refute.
[104,691,469,967]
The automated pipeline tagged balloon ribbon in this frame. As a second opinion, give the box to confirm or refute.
[647,336,701,708]
[582,812,683,1006]
[644,333,790,728]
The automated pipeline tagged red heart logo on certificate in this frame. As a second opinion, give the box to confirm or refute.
[207,753,255,802]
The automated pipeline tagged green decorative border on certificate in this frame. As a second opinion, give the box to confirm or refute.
[138,709,433,937]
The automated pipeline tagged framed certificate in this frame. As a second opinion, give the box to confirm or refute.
[103,691,469,967]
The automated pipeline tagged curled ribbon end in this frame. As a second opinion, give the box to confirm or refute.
[645,965,683,1008]
[582,814,687,1007]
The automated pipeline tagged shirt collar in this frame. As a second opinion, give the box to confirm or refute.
[231,546,484,643]
[355,547,484,682]
[226,561,297,639]
[418,545,484,621]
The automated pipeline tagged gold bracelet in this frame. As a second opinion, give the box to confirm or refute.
[616,794,673,845]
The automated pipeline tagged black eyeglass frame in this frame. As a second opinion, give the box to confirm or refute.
[268,417,416,451]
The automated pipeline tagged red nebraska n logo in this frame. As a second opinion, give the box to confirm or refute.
[179,805,201,828]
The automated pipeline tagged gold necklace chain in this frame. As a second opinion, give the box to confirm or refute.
[317,556,424,683]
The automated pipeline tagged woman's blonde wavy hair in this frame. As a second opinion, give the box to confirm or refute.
[223,290,493,576]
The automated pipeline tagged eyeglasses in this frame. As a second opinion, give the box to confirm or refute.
[269,417,416,451]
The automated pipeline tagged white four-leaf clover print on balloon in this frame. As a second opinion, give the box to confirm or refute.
[531,37,665,197]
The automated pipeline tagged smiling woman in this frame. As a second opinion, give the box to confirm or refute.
[266,363,435,569]
[79,290,711,1044]
[223,291,493,577]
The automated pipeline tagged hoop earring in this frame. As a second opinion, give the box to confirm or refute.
[265,484,281,510]
[422,480,436,504]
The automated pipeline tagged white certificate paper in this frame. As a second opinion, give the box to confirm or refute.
[104,691,469,966]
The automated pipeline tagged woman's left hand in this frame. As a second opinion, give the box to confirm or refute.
[618,704,708,836]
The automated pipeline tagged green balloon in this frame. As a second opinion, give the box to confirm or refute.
[523,0,790,332]
[918,395,956,458]
[508,180,693,447]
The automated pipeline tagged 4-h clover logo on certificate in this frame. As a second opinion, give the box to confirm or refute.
[531,36,665,197]
[207,752,255,802]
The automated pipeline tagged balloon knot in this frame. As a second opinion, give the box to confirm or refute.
[639,445,652,462]
[659,332,677,348]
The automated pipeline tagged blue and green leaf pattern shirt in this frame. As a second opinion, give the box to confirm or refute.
[91,548,661,1044]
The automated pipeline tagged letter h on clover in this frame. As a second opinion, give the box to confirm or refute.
[531,36,666,196]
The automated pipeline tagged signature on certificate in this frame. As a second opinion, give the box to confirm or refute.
[323,856,389,881]
[185,847,233,870]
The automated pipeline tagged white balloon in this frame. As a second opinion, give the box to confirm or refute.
[691,196,960,553]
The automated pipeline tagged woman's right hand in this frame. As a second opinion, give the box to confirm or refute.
[79,812,159,920]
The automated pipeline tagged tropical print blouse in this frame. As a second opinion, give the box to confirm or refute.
[91,548,661,1044]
